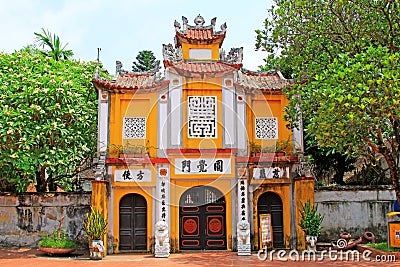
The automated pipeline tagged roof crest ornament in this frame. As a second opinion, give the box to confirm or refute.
[162,43,183,64]
[182,16,188,32]
[115,60,161,78]
[175,15,226,32]
[211,17,217,31]
[194,14,205,27]
[221,47,243,65]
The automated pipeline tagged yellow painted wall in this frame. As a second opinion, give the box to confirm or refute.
[182,78,223,149]
[252,183,291,250]
[108,92,159,158]
[168,179,233,251]
[247,93,292,154]
[181,43,220,60]
[294,177,315,250]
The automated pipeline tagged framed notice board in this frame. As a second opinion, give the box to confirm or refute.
[259,214,272,244]
[389,222,400,248]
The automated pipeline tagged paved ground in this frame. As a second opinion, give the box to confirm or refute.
[0,248,400,267]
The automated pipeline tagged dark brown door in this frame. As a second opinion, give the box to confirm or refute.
[180,186,226,250]
[119,193,147,251]
[258,192,284,248]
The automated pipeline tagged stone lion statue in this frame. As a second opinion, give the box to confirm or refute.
[237,220,250,245]
[155,220,169,247]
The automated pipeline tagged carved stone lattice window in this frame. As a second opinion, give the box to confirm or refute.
[123,117,146,139]
[188,96,216,138]
[255,117,278,139]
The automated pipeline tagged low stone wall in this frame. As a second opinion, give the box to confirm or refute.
[315,185,395,243]
[0,193,91,248]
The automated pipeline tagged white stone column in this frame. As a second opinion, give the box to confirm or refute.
[236,93,247,156]
[222,79,236,147]
[158,91,169,157]
[95,88,109,180]
[292,102,304,153]
[169,73,182,147]
[155,164,170,258]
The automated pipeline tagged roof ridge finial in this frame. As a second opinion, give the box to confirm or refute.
[194,14,205,27]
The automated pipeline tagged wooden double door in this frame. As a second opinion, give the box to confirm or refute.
[119,193,147,251]
[179,186,227,250]
[258,192,284,248]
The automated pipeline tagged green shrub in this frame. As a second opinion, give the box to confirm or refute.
[38,229,76,248]
[367,242,400,252]
[298,200,324,237]
[84,208,107,240]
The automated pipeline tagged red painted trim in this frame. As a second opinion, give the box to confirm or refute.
[236,156,299,163]
[106,157,169,165]
[166,148,238,155]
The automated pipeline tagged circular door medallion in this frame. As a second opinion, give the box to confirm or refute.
[184,219,197,234]
[208,218,222,233]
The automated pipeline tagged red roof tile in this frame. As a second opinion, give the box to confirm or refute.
[170,61,237,76]
[93,73,169,92]
[234,71,291,92]
[175,28,225,46]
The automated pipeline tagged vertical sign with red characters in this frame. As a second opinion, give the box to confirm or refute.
[157,165,170,223]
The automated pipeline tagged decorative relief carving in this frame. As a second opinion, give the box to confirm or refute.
[162,43,183,64]
[188,96,217,138]
[123,117,146,139]
[115,60,127,75]
[220,47,243,65]
[255,117,278,140]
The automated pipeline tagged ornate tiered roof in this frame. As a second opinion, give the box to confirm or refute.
[174,15,226,46]
[93,61,169,93]
[94,15,291,93]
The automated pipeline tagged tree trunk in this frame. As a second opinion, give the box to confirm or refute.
[381,149,400,204]
[35,166,47,192]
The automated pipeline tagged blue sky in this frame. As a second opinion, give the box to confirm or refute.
[0,0,273,74]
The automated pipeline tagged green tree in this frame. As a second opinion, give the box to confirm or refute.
[34,28,74,61]
[0,46,108,192]
[132,50,158,72]
[256,1,400,198]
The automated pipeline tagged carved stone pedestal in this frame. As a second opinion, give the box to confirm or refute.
[237,220,251,256]
[155,243,170,258]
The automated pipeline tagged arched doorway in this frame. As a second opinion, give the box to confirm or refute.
[179,186,226,250]
[258,192,284,248]
[119,193,147,251]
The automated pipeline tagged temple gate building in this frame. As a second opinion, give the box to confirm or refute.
[92,14,314,254]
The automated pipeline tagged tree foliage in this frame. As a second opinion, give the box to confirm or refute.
[256,0,400,197]
[132,50,157,72]
[34,28,74,61]
[0,47,106,192]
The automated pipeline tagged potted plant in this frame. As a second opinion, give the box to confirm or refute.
[38,217,76,255]
[83,208,108,260]
[275,138,292,156]
[298,200,324,252]
[249,141,262,157]
[109,140,156,158]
